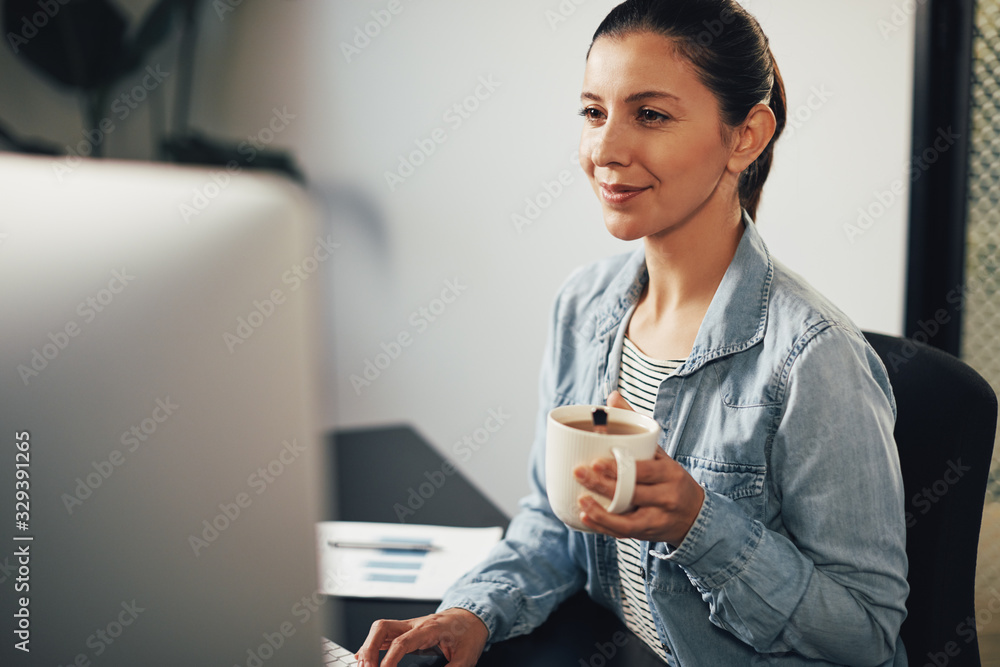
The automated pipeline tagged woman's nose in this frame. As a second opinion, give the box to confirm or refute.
[588,118,631,168]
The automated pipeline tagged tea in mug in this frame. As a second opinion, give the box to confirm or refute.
[563,420,649,435]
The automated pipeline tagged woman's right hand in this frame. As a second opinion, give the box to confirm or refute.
[356,608,489,667]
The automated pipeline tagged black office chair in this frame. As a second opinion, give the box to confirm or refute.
[864,331,998,666]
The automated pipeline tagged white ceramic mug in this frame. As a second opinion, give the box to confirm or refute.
[545,405,660,532]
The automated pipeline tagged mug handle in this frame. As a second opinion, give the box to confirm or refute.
[605,446,637,514]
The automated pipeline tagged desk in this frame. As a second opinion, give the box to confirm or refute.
[324,426,665,666]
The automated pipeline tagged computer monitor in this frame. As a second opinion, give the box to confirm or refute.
[0,154,331,665]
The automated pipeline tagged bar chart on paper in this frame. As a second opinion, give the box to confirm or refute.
[317,522,503,600]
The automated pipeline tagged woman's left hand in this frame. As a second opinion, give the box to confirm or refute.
[573,392,706,546]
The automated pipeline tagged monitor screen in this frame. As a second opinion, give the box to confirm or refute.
[0,154,331,665]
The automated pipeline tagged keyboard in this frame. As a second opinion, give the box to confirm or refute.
[323,637,359,666]
[322,635,447,666]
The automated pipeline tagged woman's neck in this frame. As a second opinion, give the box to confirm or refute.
[627,204,744,360]
[641,206,744,315]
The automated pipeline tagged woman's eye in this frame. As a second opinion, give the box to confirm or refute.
[639,109,669,123]
[578,107,603,121]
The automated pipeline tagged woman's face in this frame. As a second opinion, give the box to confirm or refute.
[579,32,739,242]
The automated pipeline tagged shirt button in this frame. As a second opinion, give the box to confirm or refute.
[662,644,672,655]
[639,566,646,579]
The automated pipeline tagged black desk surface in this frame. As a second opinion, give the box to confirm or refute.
[325,426,665,666]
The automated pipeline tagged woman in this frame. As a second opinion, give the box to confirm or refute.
[359,1,909,665]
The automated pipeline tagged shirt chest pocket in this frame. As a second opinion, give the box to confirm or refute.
[679,456,767,516]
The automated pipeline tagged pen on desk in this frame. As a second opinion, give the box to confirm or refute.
[327,540,442,552]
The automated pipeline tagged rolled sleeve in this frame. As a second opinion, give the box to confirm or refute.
[654,490,767,591]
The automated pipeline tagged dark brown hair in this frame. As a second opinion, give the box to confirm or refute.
[589,0,786,220]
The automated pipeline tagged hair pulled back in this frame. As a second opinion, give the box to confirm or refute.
[589,0,786,220]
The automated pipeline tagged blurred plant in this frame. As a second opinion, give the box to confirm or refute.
[1,0,302,181]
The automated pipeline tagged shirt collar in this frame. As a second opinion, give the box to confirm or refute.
[593,211,773,372]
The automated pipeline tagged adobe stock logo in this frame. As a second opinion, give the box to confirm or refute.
[222,234,339,354]
[512,151,581,234]
[783,85,834,139]
[904,459,972,528]
[878,0,928,40]
[16,268,135,386]
[188,438,306,557]
[579,631,631,667]
[394,408,511,522]
[843,126,959,244]
[384,77,501,192]
[52,66,170,181]
[178,107,296,222]
[54,600,146,665]
[5,0,69,53]
[213,0,245,21]
[61,397,180,515]
[350,277,468,395]
[340,0,410,63]
[544,0,590,31]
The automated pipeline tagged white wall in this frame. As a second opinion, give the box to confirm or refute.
[0,0,915,517]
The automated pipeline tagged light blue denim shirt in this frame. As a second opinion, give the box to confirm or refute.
[439,217,909,666]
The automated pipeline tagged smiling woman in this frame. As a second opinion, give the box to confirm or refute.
[578,32,777,246]
[357,2,909,666]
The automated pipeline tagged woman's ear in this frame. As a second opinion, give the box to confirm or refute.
[727,103,777,174]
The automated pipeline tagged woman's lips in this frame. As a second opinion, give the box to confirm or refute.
[600,183,649,205]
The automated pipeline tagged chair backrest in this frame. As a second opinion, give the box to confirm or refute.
[864,331,998,666]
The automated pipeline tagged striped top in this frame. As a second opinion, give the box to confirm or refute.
[616,336,685,663]
[617,337,685,414]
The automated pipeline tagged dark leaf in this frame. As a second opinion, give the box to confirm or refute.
[0,119,62,155]
[3,0,129,91]
[117,0,184,77]
[162,131,305,183]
